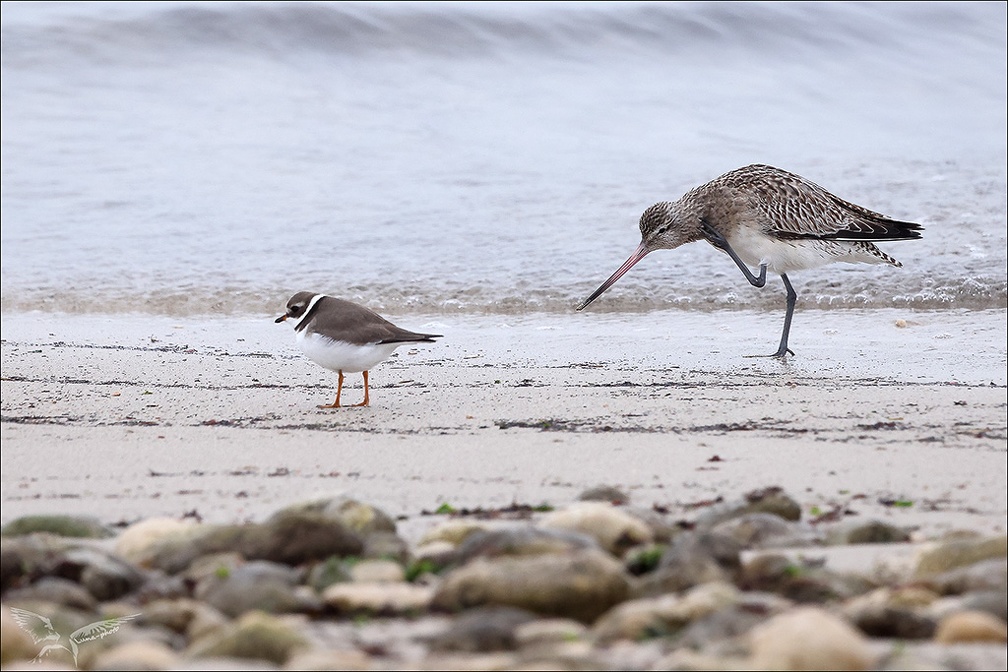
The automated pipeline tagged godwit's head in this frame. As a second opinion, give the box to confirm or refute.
[639,200,699,252]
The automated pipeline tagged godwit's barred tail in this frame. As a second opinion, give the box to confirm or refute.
[576,164,923,358]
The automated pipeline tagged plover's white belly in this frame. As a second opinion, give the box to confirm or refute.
[730,227,889,274]
[296,331,401,373]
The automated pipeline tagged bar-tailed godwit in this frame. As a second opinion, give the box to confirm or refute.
[576,164,923,358]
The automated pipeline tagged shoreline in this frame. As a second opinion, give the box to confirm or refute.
[1,308,1005,540]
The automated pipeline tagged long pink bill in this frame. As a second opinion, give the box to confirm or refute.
[576,241,650,311]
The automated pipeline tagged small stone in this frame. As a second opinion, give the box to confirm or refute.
[577,485,630,505]
[824,519,912,546]
[285,648,372,670]
[114,517,197,565]
[361,531,410,563]
[187,611,311,664]
[419,521,488,547]
[934,609,1008,643]
[90,639,179,671]
[273,496,396,536]
[711,512,803,548]
[197,561,320,618]
[633,531,741,597]
[451,526,598,566]
[695,486,801,529]
[348,558,405,583]
[1,515,115,539]
[593,581,739,643]
[427,606,537,652]
[514,618,588,647]
[5,576,98,611]
[323,582,434,616]
[1,605,40,666]
[432,549,630,623]
[748,606,877,671]
[914,535,1007,577]
[540,502,653,555]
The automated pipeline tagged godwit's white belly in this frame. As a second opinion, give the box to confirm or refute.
[730,226,889,275]
[296,331,401,373]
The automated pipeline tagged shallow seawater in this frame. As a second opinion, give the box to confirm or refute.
[1,1,1006,317]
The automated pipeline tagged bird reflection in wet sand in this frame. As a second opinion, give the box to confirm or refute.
[577,164,923,358]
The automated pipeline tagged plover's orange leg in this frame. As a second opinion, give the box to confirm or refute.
[319,370,345,409]
[352,370,370,407]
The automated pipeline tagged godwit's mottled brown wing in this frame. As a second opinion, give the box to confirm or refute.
[306,297,441,346]
[721,164,922,241]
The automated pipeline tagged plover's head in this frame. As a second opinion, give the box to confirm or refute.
[275,291,318,325]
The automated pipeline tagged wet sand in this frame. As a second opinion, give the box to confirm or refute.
[1,308,1005,542]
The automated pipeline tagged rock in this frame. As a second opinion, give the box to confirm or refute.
[673,605,772,650]
[513,618,589,647]
[540,502,653,555]
[57,547,147,602]
[5,576,98,611]
[1,605,40,666]
[711,512,806,549]
[140,598,222,635]
[426,606,538,652]
[274,497,396,536]
[694,486,801,529]
[432,549,630,623]
[306,556,353,592]
[90,640,180,671]
[823,519,911,546]
[934,610,1008,643]
[451,526,599,566]
[914,535,1007,577]
[187,611,311,664]
[197,561,320,618]
[115,517,197,565]
[593,581,739,643]
[748,606,877,671]
[284,648,372,670]
[323,582,434,616]
[1,515,115,539]
[145,511,364,573]
[360,531,410,564]
[633,531,741,597]
[348,558,405,583]
[738,554,874,603]
[842,587,937,639]
[917,558,1007,595]
[577,485,630,505]
[0,534,73,593]
[419,521,488,547]
[623,543,666,576]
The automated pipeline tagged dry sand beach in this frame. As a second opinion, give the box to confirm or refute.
[2,308,1005,537]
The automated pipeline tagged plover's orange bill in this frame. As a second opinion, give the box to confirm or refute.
[276,292,441,407]
[577,164,923,358]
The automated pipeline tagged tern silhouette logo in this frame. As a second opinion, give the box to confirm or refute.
[9,607,139,667]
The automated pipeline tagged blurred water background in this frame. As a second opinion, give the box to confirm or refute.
[2,1,1005,316]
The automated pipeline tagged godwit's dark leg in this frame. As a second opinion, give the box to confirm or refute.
[352,370,370,407]
[701,221,767,287]
[773,274,797,359]
[319,370,345,409]
[704,221,796,358]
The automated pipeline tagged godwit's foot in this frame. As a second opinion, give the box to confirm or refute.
[318,403,342,409]
[744,349,795,360]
